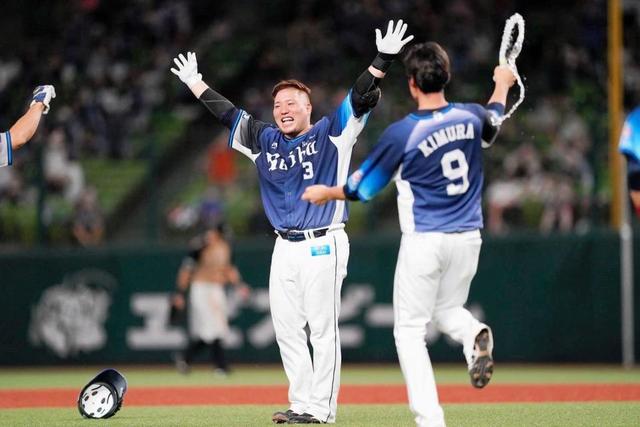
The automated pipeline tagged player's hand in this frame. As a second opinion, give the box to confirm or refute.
[493,65,516,88]
[172,293,185,310]
[302,185,332,205]
[375,20,414,55]
[30,85,56,115]
[170,52,202,87]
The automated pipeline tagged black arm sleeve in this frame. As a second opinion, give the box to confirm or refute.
[343,183,361,201]
[481,103,505,148]
[481,115,500,147]
[199,88,237,128]
[351,69,382,118]
[351,52,398,117]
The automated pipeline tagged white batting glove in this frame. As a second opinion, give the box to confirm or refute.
[375,20,414,55]
[30,85,56,115]
[170,52,202,88]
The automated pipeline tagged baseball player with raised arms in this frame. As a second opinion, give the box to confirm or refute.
[303,42,516,427]
[0,85,56,168]
[619,106,640,214]
[170,20,413,424]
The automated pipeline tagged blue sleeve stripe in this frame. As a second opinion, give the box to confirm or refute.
[346,163,391,203]
[227,110,243,147]
[357,169,391,201]
[486,102,505,116]
[620,146,640,162]
[6,131,12,166]
[338,91,355,130]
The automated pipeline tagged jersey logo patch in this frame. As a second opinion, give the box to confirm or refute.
[310,245,331,256]
[266,141,319,171]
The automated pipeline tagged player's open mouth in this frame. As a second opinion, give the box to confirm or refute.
[281,117,294,123]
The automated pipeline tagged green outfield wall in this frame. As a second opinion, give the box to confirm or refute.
[1,230,638,365]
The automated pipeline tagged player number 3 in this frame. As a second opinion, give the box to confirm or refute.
[441,149,469,196]
[302,161,314,180]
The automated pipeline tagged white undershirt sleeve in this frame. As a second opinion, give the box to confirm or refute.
[0,131,12,168]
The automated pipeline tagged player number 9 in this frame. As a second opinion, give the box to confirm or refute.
[441,149,469,196]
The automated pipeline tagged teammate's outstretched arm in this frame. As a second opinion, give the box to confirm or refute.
[480,66,516,147]
[302,185,346,206]
[303,126,404,205]
[10,85,56,150]
[350,19,414,117]
[487,65,516,106]
[1,85,56,168]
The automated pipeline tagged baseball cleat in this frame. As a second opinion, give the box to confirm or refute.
[287,412,323,424]
[469,329,493,388]
[272,409,299,424]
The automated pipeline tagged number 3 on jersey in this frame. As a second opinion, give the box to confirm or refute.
[302,161,314,180]
[441,149,469,195]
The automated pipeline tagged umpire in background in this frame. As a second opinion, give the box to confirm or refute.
[171,222,249,376]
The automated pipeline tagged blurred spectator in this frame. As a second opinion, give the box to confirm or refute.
[72,187,104,246]
[487,142,541,233]
[0,163,23,203]
[2,0,640,242]
[207,136,236,185]
[43,128,84,203]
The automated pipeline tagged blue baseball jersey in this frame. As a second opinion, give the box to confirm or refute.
[345,103,504,233]
[619,107,640,161]
[227,91,369,231]
[0,131,12,168]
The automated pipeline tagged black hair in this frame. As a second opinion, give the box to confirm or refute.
[403,42,451,93]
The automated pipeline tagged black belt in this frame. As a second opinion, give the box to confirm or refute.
[276,228,329,242]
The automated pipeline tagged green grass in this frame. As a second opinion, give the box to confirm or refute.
[1,365,640,426]
[2,364,640,389]
[1,403,639,427]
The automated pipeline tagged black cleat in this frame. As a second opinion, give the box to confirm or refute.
[272,409,299,424]
[469,329,493,389]
[287,412,323,424]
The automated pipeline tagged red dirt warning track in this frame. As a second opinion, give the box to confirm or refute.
[2,384,640,409]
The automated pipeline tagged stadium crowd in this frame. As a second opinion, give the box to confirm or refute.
[174,0,623,236]
[0,0,196,244]
[0,0,638,244]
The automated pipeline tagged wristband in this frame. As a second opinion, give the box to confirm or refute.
[343,184,360,201]
[371,52,396,73]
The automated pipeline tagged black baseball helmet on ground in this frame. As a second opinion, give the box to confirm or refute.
[77,368,128,419]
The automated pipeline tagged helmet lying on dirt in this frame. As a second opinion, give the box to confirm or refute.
[77,368,127,419]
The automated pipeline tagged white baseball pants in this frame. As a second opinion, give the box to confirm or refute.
[269,228,349,423]
[188,281,228,343]
[393,229,491,427]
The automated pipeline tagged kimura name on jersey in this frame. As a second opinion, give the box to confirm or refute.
[266,141,319,171]
[417,122,474,158]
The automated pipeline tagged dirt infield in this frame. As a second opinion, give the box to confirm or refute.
[2,384,640,409]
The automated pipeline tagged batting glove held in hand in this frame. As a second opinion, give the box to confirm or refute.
[170,52,202,88]
[375,20,414,55]
[30,85,56,115]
